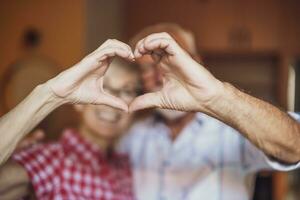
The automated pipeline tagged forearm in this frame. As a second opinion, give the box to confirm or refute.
[205,82,300,163]
[0,84,63,164]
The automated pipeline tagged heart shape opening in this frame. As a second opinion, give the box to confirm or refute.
[103,57,142,107]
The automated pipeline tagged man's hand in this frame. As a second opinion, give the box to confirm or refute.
[130,32,300,164]
[16,129,45,151]
[46,39,134,111]
[129,32,223,113]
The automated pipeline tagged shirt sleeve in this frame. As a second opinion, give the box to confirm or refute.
[242,112,300,172]
[12,143,62,196]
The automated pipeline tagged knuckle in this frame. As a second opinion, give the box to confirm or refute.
[106,39,113,43]
[144,36,152,43]
[162,32,171,37]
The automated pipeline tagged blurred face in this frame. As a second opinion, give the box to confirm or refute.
[137,55,163,93]
[135,33,192,121]
[136,33,190,93]
[136,55,187,121]
[76,61,139,140]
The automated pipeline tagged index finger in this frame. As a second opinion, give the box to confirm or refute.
[134,32,176,58]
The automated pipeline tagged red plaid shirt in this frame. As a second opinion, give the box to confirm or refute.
[13,129,133,200]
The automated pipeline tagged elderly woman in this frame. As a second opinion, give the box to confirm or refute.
[0,39,138,200]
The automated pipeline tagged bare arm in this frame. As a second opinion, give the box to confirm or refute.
[207,83,300,163]
[130,32,300,163]
[0,85,62,165]
[0,160,30,199]
[0,39,134,165]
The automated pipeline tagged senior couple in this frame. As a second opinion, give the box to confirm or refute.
[0,23,300,200]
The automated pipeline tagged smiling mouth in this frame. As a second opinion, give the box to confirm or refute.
[95,110,121,123]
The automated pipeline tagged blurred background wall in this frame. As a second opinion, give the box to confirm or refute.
[124,0,300,109]
[0,0,86,75]
[0,0,300,199]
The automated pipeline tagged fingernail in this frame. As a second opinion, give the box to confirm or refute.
[130,54,135,60]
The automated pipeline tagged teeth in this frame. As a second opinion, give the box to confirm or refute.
[96,110,119,123]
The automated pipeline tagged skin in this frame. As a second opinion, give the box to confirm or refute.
[0,39,136,198]
[16,129,45,151]
[75,60,139,150]
[130,32,300,163]
[0,32,299,197]
[131,31,201,138]
[0,39,134,165]
[0,56,139,198]
[135,53,196,139]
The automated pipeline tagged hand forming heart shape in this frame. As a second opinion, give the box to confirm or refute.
[128,32,223,114]
[46,33,223,114]
[46,39,134,112]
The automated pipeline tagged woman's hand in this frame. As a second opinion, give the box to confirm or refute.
[46,39,134,111]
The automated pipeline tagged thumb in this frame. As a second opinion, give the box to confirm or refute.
[98,92,129,112]
[16,129,45,150]
[129,92,162,112]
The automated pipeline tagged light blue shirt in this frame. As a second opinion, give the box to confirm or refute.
[118,112,300,200]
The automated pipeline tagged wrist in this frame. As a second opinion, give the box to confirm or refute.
[201,81,235,116]
[35,83,66,108]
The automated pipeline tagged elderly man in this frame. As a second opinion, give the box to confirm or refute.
[117,23,300,200]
